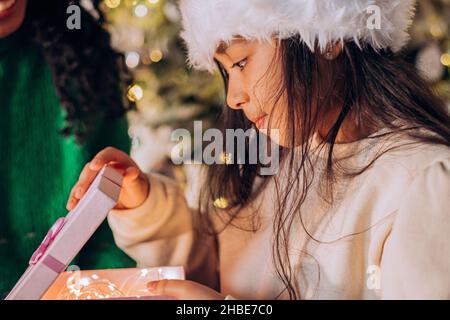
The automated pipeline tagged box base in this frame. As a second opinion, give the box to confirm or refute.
[41,267,185,300]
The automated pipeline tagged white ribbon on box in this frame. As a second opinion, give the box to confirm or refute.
[6,166,124,300]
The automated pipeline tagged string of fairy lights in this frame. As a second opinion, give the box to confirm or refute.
[411,0,450,103]
[101,0,223,126]
[102,0,166,104]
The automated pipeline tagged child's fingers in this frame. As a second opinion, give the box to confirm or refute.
[146,280,224,300]
[73,164,99,198]
[147,280,186,299]
[123,166,140,183]
[118,167,149,209]
[67,164,144,211]
[66,163,95,210]
[66,147,144,211]
[89,147,137,171]
[66,198,78,211]
[66,161,105,210]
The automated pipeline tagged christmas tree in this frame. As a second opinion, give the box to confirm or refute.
[101,0,224,173]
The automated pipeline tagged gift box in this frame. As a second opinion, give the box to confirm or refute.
[41,267,185,300]
[5,166,184,300]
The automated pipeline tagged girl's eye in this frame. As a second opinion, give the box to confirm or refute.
[232,58,247,71]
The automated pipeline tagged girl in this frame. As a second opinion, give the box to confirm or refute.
[67,0,450,299]
[0,0,135,296]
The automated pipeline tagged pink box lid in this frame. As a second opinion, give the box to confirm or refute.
[6,166,123,300]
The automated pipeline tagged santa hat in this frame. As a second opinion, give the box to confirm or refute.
[178,0,417,73]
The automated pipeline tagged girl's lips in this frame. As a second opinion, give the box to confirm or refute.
[0,0,18,20]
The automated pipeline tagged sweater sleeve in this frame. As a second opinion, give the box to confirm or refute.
[380,158,450,299]
[107,172,219,289]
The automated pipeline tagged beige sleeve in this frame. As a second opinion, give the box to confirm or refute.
[381,158,450,299]
[107,172,219,289]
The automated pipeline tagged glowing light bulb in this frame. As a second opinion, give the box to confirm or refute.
[125,51,140,68]
[127,84,144,102]
[150,49,163,62]
[134,4,148,17]
[430,24,444,38]
[104,0,121,9]
[440,53,450,67]
[219,152,232,164]
[213,197,229,209]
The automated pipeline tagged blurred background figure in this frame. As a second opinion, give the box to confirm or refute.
[0,0,135,296]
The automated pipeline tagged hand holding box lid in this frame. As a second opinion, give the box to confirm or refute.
[66,147,150,211]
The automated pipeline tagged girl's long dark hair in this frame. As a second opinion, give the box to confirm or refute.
[198,36,450,299]
[24,0,134,142]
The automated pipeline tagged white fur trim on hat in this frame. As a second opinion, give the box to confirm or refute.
[178,0,416,73]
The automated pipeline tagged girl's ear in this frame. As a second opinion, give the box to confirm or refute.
[321,41,344,60]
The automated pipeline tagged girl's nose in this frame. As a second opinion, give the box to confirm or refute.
[227,88,249,110]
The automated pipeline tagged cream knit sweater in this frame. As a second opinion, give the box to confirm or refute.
[108,131,450,299]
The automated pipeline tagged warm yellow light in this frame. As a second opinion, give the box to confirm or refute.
[219,152,232,165]
[441,53,450,67]
[127,84,144,102]
[147,0,159,4]
[150,49,163,62]
[104,0,121,9]
[213,197,229,209]
[124,0,138,7]
[430,24,444,38]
